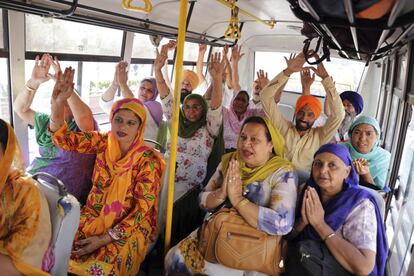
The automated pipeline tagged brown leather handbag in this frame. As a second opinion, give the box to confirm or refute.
[198,208,284,276]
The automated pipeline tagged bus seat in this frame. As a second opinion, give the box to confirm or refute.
[278,103,295,121]
[32,172,80,276]
[359,185,386,219]
[143,139,167,254]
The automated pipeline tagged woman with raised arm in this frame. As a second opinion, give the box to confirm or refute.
[49,67,165,275]
[99,61,163,141]
[286,144,387,276]
[13,54,96,205]
[165,116,298,275]
[0,118,52,276]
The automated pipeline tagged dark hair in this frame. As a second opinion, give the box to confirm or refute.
[241,116,271,142]
[0,119,8,151]
[237,90,250,101]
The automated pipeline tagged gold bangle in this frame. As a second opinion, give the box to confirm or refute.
[235,198,249,209]
[323,232,335,242]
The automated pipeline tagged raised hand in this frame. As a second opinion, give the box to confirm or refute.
[231,44,244,63]
[199,43,207,55]
[51,67,75,104]
[300,68,315,95]
[226,159,244,207]
[306,53,329,79]
[154,40,176,71]
[256,69,269,90]
[304,187,325,227]
[208,52,225,81]
[284,52,306,76]
[353,158,370,175]
[117,61,128,86]
[46,55,62,82]
[30,54,52,88]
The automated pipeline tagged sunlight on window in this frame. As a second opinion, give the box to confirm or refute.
[0,58,9,122]
[254,51,365,96]
[25,14,123,56]
[0,11,4,49]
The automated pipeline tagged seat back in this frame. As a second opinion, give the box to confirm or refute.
[359,185,386,219]
[143,139,168,253]
[32,172,80,276]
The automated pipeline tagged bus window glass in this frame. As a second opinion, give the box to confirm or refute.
[384,96,401,151]
[0,11,4,49]
[254,51,365,96]
[183,42,210,62]
[0,58,9,122]
[132,33,172,59]
[25,15,123,56]
[127,63,153,95]
[387,107,414,276]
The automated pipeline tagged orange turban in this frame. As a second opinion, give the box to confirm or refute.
[183,70,200,90]
[295,95,322,118]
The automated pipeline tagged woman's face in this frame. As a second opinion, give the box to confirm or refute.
[111,109,141,145]
[312,152,351,192]
[138,80,155,102]
[238,123,273,168]
[232,92,249,115]
[183,98,204,122]
[351,123,377,154]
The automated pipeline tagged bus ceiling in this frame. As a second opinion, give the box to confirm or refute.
[1,0,414,63]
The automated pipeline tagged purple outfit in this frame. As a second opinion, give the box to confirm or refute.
[28,112,96,204]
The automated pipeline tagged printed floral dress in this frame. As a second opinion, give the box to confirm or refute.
[161,93,222,200]
[52,124,163,276]
[165,164,298,275]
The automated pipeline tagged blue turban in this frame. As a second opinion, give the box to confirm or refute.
[340,91,364,115]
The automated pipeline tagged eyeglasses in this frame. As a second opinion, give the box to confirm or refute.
[183,104,202,111]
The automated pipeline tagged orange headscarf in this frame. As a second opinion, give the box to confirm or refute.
[83,98,164,236]
[295,95,322,119]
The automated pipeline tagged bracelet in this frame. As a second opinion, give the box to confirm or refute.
[25,84,37,93]
[323,232,336,242]
[107,229,120,241]
[235,198,249,209]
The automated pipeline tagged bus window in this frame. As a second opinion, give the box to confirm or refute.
[0,58,9,122]
[254,51,365,97]
[25,14,123,56]
[387,107,414,276]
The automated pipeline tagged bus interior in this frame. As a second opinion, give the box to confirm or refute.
[1,0,414,275]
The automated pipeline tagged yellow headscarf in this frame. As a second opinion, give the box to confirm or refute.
[83,98,165,236]
[221,117,293,187]
[0,119,25,193]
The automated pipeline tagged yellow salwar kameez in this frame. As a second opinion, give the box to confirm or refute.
[0,119,52,276]
[52,98,165,276]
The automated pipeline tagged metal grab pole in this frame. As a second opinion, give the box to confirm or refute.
[164,0,188,254]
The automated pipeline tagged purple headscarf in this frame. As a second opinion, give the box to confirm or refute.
[297,144,388,276]
[140,77,159,101]
[140,77,162,127]
[340,91,364,115]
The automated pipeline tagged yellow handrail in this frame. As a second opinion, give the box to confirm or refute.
[164,0,188,254]
[122,0,153,13]
[216,0,276,29]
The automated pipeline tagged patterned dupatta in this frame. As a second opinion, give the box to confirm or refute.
[82,98,164,236]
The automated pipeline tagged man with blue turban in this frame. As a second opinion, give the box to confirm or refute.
[337,90,364,141]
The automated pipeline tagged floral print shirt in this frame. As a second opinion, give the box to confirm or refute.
[161,93,222,200]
